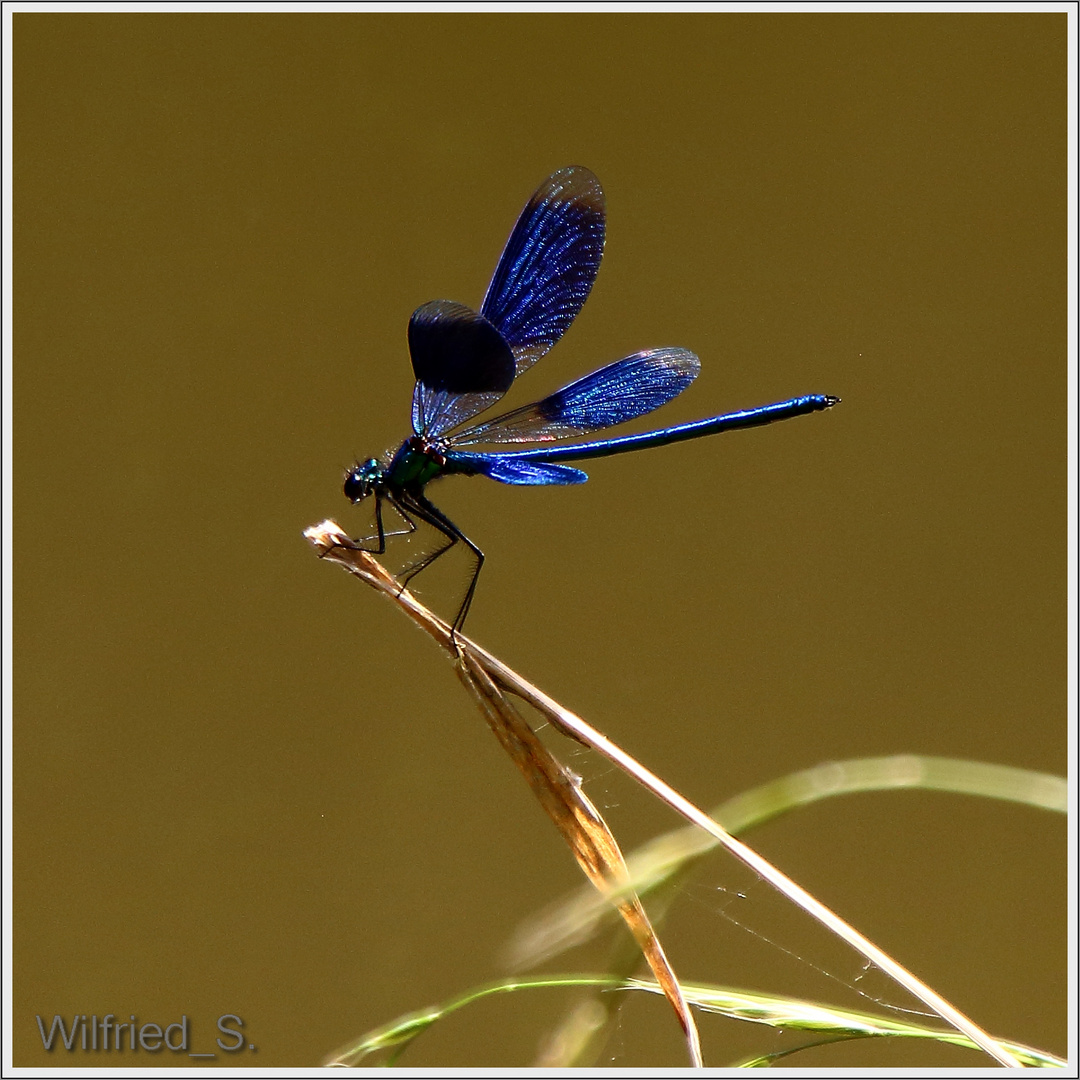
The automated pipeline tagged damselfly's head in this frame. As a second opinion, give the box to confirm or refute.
[343,457,382,503]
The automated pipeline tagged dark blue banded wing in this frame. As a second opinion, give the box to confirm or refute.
[481,166,605,376]
[448,348,700,446]
[409,300,516,437]
[448,454,588,486]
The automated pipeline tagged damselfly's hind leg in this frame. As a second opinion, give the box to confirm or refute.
[397,492,484,642]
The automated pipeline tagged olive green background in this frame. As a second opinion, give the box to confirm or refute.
[15,13,1066,1068]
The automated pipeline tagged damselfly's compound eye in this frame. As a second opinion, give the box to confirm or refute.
[343,458,381,502]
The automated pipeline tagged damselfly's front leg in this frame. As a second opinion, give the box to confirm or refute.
[350,495,418,553]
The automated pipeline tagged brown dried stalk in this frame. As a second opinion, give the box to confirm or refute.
[304,519,1020,1069]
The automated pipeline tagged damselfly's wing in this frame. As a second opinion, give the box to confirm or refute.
[481,166,605,376]
[448,454,589,486]
[448,348,700,446]
[409,300,516,437]
[409,168,603,438]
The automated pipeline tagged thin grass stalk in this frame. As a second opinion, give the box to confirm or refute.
[305,520,1022,1068]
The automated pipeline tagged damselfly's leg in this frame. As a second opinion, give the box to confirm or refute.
[398,492,484,640]
[350,496,417,553]
[397,521,453,585]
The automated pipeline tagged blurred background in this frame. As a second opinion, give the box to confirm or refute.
[14,12,1066,1068]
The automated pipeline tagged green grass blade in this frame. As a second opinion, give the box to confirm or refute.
[322,973,1067,1068]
